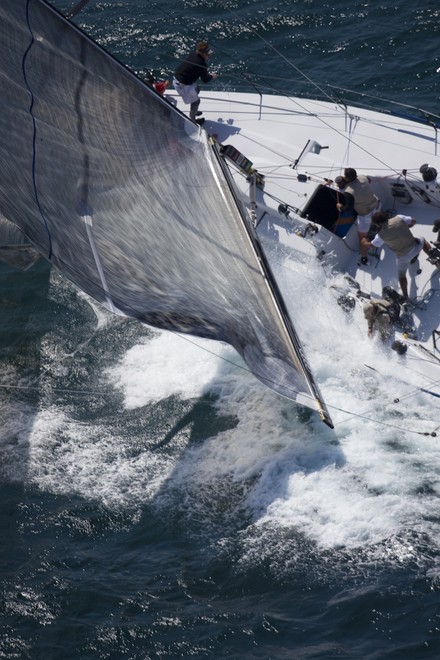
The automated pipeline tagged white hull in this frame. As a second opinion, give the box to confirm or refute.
[170,90,440,397]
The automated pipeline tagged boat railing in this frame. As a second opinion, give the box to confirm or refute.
[223,76,440,129]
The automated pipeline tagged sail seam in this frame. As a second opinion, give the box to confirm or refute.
[23,0,53,259]
[21,0,52,260]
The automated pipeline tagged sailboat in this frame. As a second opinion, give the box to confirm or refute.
[1,1,439,432]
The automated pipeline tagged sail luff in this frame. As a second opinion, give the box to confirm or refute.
[211,142,333,427]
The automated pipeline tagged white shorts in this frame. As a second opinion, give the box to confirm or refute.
[356,201,381,233]
[396,239,423,276]
[172,78,199,105]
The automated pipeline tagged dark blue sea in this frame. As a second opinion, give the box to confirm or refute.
[2,1,440,658]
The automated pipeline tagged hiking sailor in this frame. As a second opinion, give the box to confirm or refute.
[173,41,218,125]
[336,168,381,265]
[363,299,397,340]
[362,211,434,300]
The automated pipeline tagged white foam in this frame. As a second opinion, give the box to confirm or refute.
[2,254,439,554]
[108,330,233,407]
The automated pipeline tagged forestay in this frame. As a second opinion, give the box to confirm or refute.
[0,0,333,427]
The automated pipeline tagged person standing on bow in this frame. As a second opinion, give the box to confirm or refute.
[362,211,434,299]
[173,41,218,125]
[336,168,381,265]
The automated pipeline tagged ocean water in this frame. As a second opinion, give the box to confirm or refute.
[1,1,440,658]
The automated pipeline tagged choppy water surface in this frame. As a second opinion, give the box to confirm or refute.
[1,1,440,658]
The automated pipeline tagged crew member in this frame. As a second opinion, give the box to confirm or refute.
[336,168,381,265]
[362,211,434,299]
[173,41,218,124]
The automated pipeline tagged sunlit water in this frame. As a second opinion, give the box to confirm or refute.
[1,1,440,658]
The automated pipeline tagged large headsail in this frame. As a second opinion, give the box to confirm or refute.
[0,0,333,427]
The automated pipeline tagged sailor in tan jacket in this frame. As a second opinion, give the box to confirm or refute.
[336,168,381,264]
[363,299,394,339]
[362,211,433,299]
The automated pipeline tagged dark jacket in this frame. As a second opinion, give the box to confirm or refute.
[174,52,213,85]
